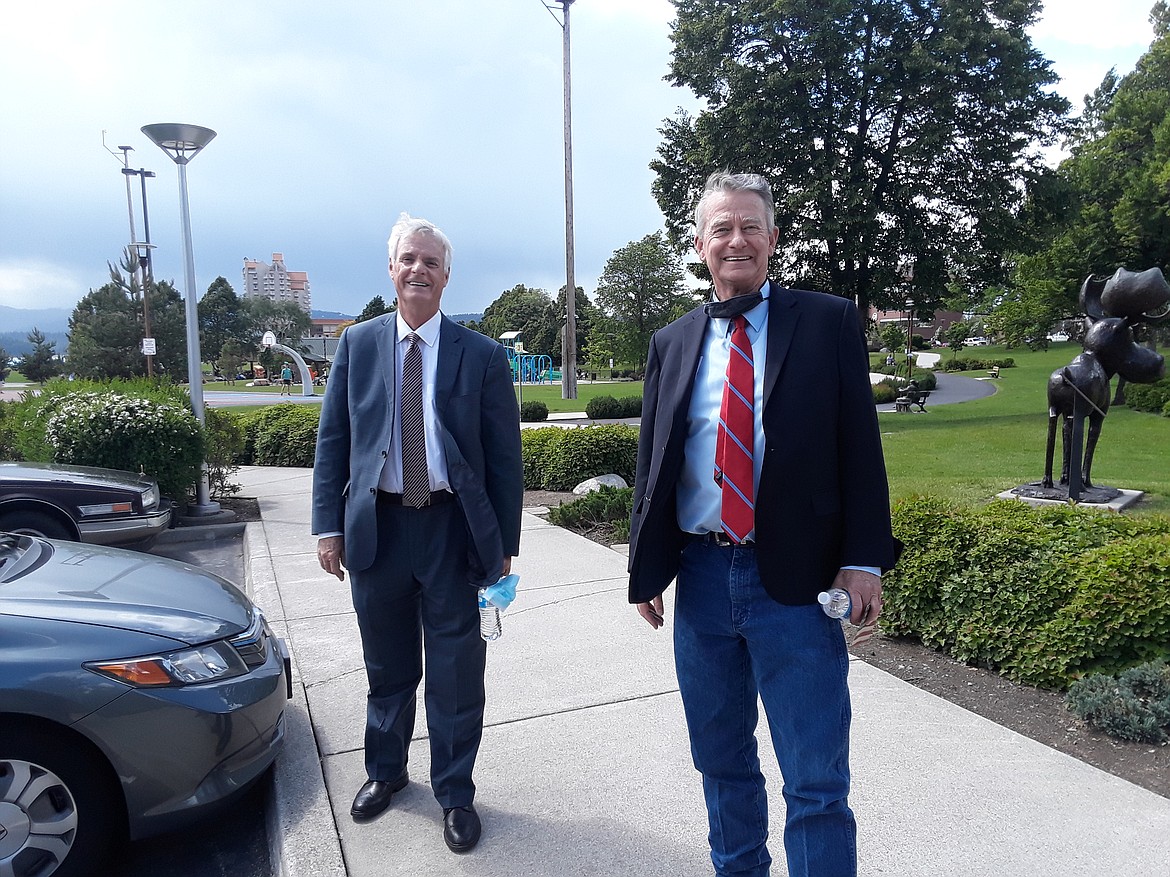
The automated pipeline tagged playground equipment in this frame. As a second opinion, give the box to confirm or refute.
[499,331,560,384]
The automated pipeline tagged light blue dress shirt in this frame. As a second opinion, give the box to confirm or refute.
[675,282,879,578]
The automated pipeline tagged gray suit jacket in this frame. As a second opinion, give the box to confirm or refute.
[312,313,523,586]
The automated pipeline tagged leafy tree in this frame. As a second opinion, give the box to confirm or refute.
[67,254,187,380]
[653,0,1069,325]
[22,328,60,384]
[594,232,696,373]
[1021,6,1170,304]
[217,339,248,383]
[943,320,971,359]
[198,277,250,364]
[556,285,596,369]
[356,295,396,322]
[242,297,312,347]
[477,285,558,358]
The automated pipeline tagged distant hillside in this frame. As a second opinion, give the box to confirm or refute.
[448,313,482,325]
[311,309,354,320]
[1,330,69,358]
[0,304,71,333]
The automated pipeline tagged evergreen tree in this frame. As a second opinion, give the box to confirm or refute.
[355,295,396,322]
[199,277,250,363]
[22,328,60,384]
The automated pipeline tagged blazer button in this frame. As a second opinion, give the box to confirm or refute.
[370,487,376,494]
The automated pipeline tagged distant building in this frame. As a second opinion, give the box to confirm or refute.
[310,316,349,338]
[242,253,311,313]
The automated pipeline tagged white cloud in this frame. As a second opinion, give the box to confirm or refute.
[1032,0,1157,49]
[0,261,87,310]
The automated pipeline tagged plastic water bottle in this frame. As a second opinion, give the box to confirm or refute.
[818,588,851,620]
[478,588,502,641]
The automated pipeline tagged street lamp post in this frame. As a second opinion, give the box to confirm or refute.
[124,167,157,376]
[141,123,220,516]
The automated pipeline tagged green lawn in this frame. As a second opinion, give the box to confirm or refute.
[880,343,1170,515]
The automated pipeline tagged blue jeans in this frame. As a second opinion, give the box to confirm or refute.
[674,541,856,877]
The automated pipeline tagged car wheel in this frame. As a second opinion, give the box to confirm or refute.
[1,727,120,877]
[0,510,74,541]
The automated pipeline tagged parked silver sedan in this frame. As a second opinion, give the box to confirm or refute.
[0,532,290,877]
[0,462,172,548]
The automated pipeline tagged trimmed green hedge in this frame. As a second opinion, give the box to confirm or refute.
[520,400,549,422]
[236,403,321,468]
[883,497,1170,689]
[586,394,642,419]
[1123,377,1170,415]
[941,357,1015,372]
[520,424,638,490]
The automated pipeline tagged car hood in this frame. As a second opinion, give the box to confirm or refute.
[0,460,156,490]
[0,537,252,646]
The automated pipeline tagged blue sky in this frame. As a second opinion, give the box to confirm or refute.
[0,0,1162,317]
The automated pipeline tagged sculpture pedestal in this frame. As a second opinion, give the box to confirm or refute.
[1000,483,1144,511]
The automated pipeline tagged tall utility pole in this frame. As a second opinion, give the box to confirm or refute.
[125,167,157,376]
[552,0,578,399]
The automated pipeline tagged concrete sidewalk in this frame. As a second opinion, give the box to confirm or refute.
[238,466,1170,877]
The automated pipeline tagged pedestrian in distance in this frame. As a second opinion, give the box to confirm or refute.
[280,363,293,395]
[628,171,899,877]
[312,213,523,854]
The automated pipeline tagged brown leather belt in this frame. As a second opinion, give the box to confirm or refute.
[376,489,455,509]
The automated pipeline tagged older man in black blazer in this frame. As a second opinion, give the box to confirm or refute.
[629,172,897,877]
[313,214,522,854]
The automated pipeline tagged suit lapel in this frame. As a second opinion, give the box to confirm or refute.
[376,313,398,412]
[764,284,798,412]
[434,316,463,414]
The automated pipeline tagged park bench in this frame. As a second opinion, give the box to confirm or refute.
[987,366,1001,379]
[895,388,930,413]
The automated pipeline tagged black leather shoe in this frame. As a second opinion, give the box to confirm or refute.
[350,774,408,822]
[443,804,481,853]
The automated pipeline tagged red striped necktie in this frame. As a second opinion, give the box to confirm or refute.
[714,315,755,543]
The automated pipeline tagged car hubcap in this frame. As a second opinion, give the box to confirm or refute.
[0,759,78,876]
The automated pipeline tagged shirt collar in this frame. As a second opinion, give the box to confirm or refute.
[717,281,769,335]
[396,310,442,347]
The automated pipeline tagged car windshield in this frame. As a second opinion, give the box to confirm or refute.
[0,532,52,583]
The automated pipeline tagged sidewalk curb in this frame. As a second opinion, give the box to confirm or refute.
[244,521,347,877]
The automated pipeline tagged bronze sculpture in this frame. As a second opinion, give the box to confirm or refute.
[1041,267,1169,496]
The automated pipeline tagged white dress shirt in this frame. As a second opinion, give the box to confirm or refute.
[377,311,452,494]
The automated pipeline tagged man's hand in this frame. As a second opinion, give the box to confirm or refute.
[318,536,346,582]
[637,595,665,630]
[500,556,513,577]
[833,567,882,625]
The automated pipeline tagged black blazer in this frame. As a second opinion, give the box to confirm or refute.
[628,285,897,606]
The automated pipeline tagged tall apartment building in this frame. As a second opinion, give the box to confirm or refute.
[242,253,312,313]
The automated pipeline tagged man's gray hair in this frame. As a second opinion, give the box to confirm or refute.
[694,171,776,239]
[387,213,453,272]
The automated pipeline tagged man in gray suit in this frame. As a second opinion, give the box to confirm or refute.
[312,214,522,854]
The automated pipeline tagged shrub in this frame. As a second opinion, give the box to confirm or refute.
[1123,377,1170,414]
[586,395,623,419]
[519,400,549,422]
[872,382,897,404]
[520,427,566,489]
[525,424,638,491]
[883,497,1170,689]
[205,407,244,498]
[43,392,204,499]
[617,395,643,418]
[547,485,634,543]
[0,402,18,460]
[1066,660,1170,743]
[942,357,1015,372]
[247,404,321,467]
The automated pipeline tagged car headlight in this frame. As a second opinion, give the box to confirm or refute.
[141,483,160,511]
[86,641,249,687]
